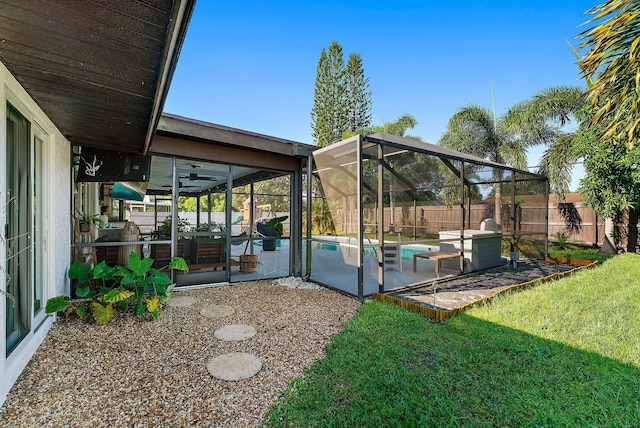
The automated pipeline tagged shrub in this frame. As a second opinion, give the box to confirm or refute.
[46,252,188,324]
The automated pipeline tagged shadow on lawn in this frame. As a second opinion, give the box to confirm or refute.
[264,304,640,427]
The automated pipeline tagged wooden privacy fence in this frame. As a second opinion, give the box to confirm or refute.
[332,202,639,248]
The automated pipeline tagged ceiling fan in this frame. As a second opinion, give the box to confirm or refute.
[182,172,221,181]
[161,181,197,189]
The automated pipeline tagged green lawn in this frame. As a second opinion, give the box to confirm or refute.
[548,245,614,264]
[264,253,640,427]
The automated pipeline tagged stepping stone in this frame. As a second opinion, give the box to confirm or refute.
[166,296,196,307]
[200,304,234,318]
[207,352,262,381]
[214,324,257,341]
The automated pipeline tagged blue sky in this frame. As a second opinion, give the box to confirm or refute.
[164,0,596,190]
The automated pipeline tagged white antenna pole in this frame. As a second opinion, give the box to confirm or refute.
[490,75,497,132]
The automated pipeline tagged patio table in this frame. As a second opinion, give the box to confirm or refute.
[412,251,460,277]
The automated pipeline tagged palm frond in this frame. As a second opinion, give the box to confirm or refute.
[578,0,640,147]
[537,133,580,198]
[439,105,500,158]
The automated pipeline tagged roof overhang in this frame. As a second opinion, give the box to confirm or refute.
[151,113,316,171]
[0,0,196,154]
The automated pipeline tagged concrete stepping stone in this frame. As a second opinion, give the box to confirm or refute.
[207,352,262,381]
[200,304,234,318]
[214,324,257,341]
[166,296,196,307]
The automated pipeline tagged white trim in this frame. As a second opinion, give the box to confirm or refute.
[0,60,71,407]
[0,317,53,405]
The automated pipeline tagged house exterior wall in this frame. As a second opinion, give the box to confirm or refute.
[0,60,71,405]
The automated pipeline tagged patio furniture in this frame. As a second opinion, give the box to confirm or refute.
[412,251,460,277]
[153,241,187,268]
[189,239,240,271]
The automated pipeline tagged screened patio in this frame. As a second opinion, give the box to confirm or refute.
[307,133,549,298]
[72,114,313,291]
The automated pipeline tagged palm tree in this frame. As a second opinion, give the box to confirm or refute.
[439,105,528,226]
[514,86,588,197]
[578,0,640,148]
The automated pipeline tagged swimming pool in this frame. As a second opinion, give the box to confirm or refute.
[310,238,437,260]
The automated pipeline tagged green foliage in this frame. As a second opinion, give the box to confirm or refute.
[311,41,348,147]
[311,198,335,235]
[552,231,570,250]
[344,113,418,139]
[346,53,372,132]
[548,247,612,264]
[91,302,113,326]
[311,41,372,147]
[267,215,288,237]
[45,253,187,324]
[177,196,201,213]
[578,0,640,147]
[439,104,526,225]
[253,175,291,212]
[74,209,105,229]
[265,254,640,426]
[45,296,70,314]
[577,142,640,218]
[160,215,190,237]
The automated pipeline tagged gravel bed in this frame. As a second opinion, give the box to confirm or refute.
[0,280,360,427]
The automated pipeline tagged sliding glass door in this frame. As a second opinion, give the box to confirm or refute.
[5,103,32,355]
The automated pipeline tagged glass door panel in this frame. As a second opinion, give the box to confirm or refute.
[5,103,32,355]
[33,126,46,323]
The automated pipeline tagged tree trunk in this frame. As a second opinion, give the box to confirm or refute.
[627,208,638,253]
[494,183,502,228]
[602,217,617,255]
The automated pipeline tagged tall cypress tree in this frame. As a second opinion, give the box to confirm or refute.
[311,41,348,147]
[346,53,372,132]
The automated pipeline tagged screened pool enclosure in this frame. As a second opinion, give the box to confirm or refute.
[307,133,549,298]
[72,123,549,299]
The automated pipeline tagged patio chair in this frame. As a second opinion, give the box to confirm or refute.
[152,241,187,268]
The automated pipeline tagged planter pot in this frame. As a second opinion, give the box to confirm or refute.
[79,221,90,232]
[240,254,258,273]
[262,238,277,251]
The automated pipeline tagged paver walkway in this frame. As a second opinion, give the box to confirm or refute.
[375,258,596,319]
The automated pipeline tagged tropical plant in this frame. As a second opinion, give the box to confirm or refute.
[514,86,587,197]
[440,86,589,224]
[160,215,190,236]
[266,215,289,237]
[578,0,640,148]
[311,198,336,235]
[45,252,188,324]
[553,232,570,251]
[75,209,105,229]
[439,104,528,226]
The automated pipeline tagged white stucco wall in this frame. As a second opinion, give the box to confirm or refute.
[0,60,71,406]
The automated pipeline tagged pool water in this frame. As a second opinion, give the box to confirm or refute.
[311,240,436,260]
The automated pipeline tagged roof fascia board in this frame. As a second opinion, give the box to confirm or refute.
[157,113,315,157]
[143,0,196,154]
